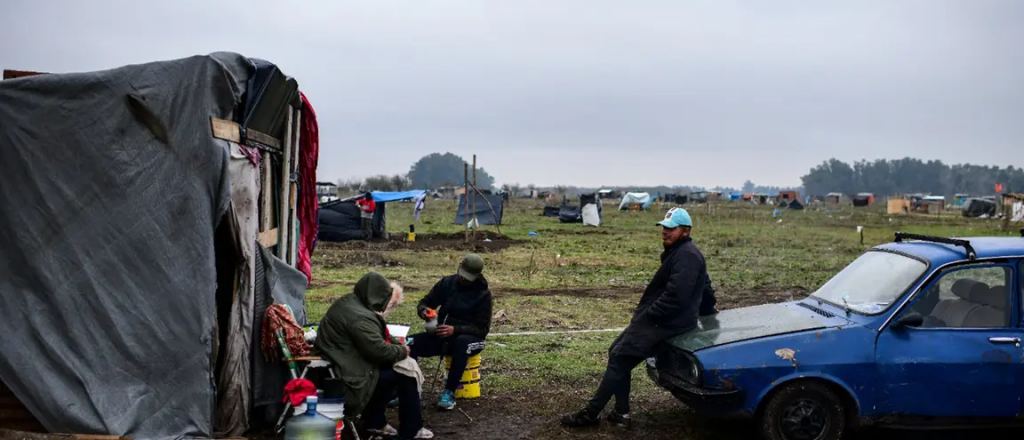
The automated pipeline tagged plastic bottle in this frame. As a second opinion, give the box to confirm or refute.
[285,396,338,440]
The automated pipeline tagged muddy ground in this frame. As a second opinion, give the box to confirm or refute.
[318,232,522,255]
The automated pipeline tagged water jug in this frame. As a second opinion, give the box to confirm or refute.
[285,396,339,440]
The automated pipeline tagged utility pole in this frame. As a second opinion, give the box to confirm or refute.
[472,154,477,240]
[464,162,469,242]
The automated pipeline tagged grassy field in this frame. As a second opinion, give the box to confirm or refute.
[307,198,1018,440]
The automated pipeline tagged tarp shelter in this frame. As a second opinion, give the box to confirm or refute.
[853,193,874,207]
[619,192,651,210]
[0,53,319,439]
[542,206,561,217]
[675,194,689,204]
[952,194,969,208]
[729,192,743,201]
[317,190,426,242]
[826,192,846,204]
[779,191,800,203]
[962,198,997,218]
[558,205,581,223]
[455,193,505,225]
[788,200,805,210]
[580,193,602,226]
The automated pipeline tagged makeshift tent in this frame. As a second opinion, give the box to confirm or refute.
[619,192,651,210]
[852,194,873,207]
[729,192,743,201]
[962,198,997,218]
[888,199,911,215]
[788,200,805,210]
[542,206,561,217]
[642,192,659,210]
[317,191,425,242]
[675,194,689,204]
[558,205,581,223]
[455,193,504,225]
[580,193,602,226]
[0,52,315,440]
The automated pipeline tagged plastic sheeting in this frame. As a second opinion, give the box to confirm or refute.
[618,192,651,210]
[370,190,427,203]
[454,194,504,225]
[0,53,257,439]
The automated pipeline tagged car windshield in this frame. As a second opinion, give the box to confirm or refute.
[811,251,927,314]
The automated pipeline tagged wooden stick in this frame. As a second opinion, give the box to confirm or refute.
[260,153,272,232]
[464,163,469,243]
[468,182,502,235]
[277,108,294,259]
[288,107,302,265]
[472,154,477,240]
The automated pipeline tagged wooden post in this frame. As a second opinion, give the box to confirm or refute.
[260,151,272,232]
[463,163,469,243]
[472,154,477,240]
[288,107,302,265]
[277,107,294,260]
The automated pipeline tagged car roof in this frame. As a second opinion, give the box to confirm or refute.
[876,237,1024,265]
[876,237,1024,264]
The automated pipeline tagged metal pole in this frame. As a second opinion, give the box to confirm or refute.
[464,163,469,243]
[472,154,477,240]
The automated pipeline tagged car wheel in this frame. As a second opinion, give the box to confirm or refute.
[760,381,846,440]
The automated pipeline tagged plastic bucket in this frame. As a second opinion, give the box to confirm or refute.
[294,398,345,420]
[443,354,482,399]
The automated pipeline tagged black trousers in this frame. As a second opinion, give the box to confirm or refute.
[362,368,422,439]
[408,332,485,392]
[585,353,646,417]
[360,217,372,240]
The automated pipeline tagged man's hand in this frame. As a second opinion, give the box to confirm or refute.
[404,345,411,357]
[436,325,454,338]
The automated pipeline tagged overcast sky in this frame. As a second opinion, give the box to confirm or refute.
[3,1,1021,188]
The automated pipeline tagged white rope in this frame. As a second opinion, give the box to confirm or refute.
[488,328,625,337]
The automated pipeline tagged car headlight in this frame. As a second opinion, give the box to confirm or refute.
[659,348,703,385]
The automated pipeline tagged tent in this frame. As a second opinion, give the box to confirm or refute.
[853,193,874,207]
[317,191,426,242]
[962,198,997,218]
[0,53,317,439]
[888,199,911,215]
[580,193,602,226]
[542,206,561,217]
[558,205,581,223]
[675,194,689,204]
[788,200,805,210]
[455,193,505,225]
[729,192,743,201]
[619,192,651,210]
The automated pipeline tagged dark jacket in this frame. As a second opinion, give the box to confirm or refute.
[313,272,407,416]
[417,274,493,338]
[612,237,707,358]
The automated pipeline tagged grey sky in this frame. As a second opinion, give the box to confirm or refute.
[3,1,1021,188]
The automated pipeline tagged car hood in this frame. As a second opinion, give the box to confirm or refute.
[665,301,849,352]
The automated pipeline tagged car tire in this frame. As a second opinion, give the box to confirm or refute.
[760,381,846,440]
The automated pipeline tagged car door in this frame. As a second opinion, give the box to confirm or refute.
[874,262,1024,417]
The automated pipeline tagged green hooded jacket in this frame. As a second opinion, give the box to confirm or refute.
[313,272,407,416]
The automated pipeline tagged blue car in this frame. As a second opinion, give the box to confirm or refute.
[647,231,1024,440]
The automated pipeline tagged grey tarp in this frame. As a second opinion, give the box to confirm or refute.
[0,53,255,439]
[454,194,504,225]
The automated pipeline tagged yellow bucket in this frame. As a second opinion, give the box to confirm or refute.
[407,232,416,242]
[443,354,482,399]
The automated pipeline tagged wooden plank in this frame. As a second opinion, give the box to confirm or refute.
[209,117,281,150]
[276,109,293,260]
[290,356,323,362]
[287,108,302,265]
[0,430,129,440]
[259,152,273,232]
[258,229,279,248]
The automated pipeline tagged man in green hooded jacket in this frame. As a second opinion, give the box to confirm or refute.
[314,272,432,440]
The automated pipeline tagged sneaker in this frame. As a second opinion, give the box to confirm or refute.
[560,408,599,427]
[437,390,456,410]
[606,411,632,429]
[366,424,397,437]
[414,427,435,439]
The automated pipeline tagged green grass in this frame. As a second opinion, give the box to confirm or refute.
[305,198,1017,436]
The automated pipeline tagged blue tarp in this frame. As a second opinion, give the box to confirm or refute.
[370,190,426,202]
[730,192,743,201]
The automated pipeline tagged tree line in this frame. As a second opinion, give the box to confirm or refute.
[801,158,1024,197]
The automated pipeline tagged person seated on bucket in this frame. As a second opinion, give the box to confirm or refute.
[313,272,434,440]
[407,253,493,410]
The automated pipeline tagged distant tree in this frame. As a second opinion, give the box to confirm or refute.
[390,174,412,191]
[742,180,755,193]
[800,157,1024,196]
[509,182,522,195]
[408,152,496,190]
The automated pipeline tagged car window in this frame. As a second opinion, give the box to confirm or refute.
[910,265,1011,329]
[811,251,927,314]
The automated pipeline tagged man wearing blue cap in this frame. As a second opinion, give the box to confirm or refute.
[563,207,711,429]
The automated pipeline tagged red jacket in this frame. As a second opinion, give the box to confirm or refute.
[356,199,376,213]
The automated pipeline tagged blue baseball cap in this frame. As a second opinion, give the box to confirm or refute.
[656,207,692,228]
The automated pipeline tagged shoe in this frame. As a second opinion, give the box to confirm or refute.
[366,424,397,437]
[388,397,400,408]
[437,390,456,411]
[560,408,599,427]
[606,411,632,429]
[414,427,435,439]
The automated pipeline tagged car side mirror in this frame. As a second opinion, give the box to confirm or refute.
[893,312,924,330]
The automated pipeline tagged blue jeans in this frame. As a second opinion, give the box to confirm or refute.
[362,369,422,439]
